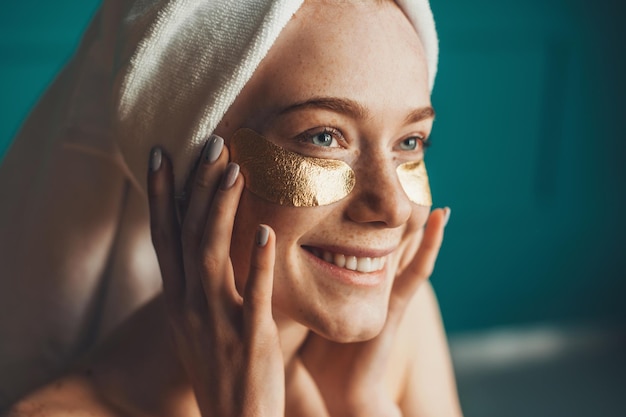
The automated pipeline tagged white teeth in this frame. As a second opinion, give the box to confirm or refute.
[357,257,371,272]
[345,256,357,271]
[334,253,346,268]
[318,250,385,273]
[373,257,384,271]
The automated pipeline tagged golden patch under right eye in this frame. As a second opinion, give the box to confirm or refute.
[230,129,356,207]
[229,128,432,207]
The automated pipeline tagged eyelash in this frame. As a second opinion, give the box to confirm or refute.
[400,136,431,152]
[296,127,431,152]
[296,127,343,148]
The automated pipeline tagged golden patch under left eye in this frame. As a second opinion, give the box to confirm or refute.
[396,160,432,206]
[229,128,432,207]
[230,129,355,207]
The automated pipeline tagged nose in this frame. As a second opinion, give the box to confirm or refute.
[345,156,413,228]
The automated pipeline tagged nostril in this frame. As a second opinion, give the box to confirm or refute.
[345,185,413,228]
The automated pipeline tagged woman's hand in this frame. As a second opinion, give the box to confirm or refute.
[299,208,450,417]
[147,137,284,417]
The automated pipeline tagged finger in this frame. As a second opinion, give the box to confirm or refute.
[147,147,185,306]
[181,135,226,247]
[243,225,276,333]
[389,207,450,316]
[180,136,228,301]
[199,162,245,298]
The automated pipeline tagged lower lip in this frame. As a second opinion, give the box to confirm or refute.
[302,248,388,287]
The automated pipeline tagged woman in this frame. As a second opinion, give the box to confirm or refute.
[2,0,462,415]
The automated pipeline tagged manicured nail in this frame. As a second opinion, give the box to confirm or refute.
[256,224,270,247]
[203,135,224,164]
[443,207,451,227]
[221,162,240,190]
[150,147,162,172]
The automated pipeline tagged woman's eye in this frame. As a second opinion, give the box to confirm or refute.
[311,132,335,147]
[301,129,341,147]
[399,137,420,151]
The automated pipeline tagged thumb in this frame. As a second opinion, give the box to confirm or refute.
[388,207,449,320]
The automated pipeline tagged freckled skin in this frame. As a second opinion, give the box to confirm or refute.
[214,1,433,342]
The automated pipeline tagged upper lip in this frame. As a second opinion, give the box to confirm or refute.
[301,244,396,259]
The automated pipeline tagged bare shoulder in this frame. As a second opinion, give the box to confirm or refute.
[6,298,190,417]
[5,375,123,417]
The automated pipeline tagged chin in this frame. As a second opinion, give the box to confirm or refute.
[301,299,389,343]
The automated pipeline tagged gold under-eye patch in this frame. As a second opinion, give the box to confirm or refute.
[230,129,355,206]
[229,128,432,207]
[397,160,432,206]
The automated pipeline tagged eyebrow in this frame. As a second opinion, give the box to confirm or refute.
[278,97,368,119]
[277,96,435,124]
[405,106,436,124]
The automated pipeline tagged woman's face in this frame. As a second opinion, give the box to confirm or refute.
[214,0,433,342]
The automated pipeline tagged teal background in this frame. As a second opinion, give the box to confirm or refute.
[1,0,624,331]
[428,0,626,332]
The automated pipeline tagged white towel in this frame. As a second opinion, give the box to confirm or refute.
[111,0,439,195]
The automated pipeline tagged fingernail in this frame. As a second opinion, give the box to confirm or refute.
[203,135,224,164]
[443,207,451,227]
[220,162,240,190]
[256,224,270,247]
[149,147,162,172]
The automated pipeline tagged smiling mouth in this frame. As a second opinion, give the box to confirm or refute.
[303,247,386,273]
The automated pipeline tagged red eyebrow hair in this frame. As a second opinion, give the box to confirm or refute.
[278,96,436,125]
[277,96,369,119]
[404,106,435,124]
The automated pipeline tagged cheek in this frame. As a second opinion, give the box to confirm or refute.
[230,190,324,289]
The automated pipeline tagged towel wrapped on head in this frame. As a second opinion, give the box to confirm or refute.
[112,0,439,195]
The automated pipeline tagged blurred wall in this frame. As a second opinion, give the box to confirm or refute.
[428,0,626,332]
[1,0,625,333]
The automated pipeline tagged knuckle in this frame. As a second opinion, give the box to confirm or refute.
[200,253,221,274]
[194,172,212,189]
[211,196,233,220]
[248,261,268,277]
